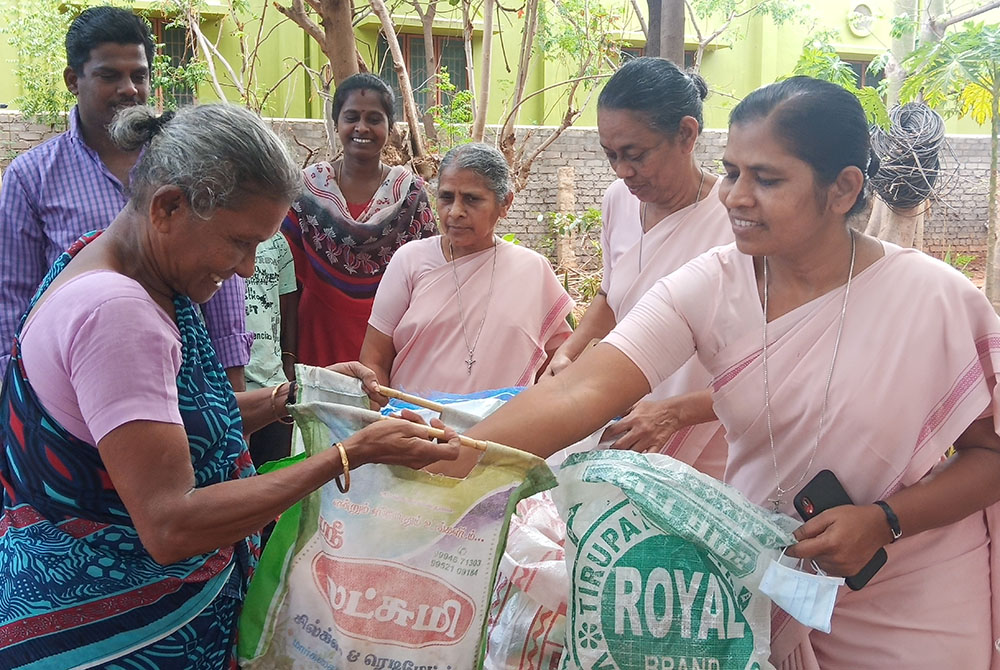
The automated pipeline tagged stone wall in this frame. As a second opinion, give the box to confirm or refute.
[1,110,991,260]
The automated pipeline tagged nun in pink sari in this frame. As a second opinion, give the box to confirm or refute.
[459,77,1000,669]
[360,143,572,395]
[546,57,732,479]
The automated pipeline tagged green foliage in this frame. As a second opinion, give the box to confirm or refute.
[425,68,474,152]
[889,13,918,40]
[901,22,1000,124]
[792,36,889,128]
[943,248,976,277]
[150,51,209,110]
[546,206,602,238]
[574,270,603,304]
[501,232,522,245]
[538,0,628,81]
[0,0,82,126]
[688,0,801,26]
[0,0,212,122]
[541,206,603,272]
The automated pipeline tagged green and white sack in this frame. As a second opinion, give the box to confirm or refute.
[553,450,796,670]
[239,367,556,669]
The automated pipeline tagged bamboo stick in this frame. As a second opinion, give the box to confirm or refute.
[377,385,446,412]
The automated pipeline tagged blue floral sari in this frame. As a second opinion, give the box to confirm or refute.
[0,232,260,669]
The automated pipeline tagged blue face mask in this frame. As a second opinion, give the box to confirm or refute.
[759,549,845,634]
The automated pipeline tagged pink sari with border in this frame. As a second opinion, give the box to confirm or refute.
[609,242,1000,669]
[375,237,573,395]
[603,178,734,477]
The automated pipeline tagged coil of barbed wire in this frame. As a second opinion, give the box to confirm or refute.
[869,102,952,211]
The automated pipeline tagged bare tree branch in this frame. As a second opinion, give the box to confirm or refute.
[499,0,539,160]
[461,0,478,122]
[369,0,428,159]
[936,0,1000,33]
[499,73,612,132]
[629,0,648,39]
[472,0,496,141]
[684,0,703,44]
[274,0,326,47]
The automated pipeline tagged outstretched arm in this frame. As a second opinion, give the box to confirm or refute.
[430,343,651,478]
[542,293,618,376]
[99,410,459,565]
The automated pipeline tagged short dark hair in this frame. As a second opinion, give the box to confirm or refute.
[65,7,155,74]
[332,73,396,127]
[729,76,878,217]
[598,56,709,136]
[439,143,512,204]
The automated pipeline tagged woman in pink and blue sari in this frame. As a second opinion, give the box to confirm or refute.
[0,103,459,670]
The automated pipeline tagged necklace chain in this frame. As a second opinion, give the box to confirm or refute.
[639,168,706,269]
[450,238,498,375]
[764,229,857,512]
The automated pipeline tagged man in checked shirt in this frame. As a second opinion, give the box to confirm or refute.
[0,6,252,389]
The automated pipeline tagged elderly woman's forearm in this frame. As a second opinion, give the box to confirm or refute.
[152,448,343,564]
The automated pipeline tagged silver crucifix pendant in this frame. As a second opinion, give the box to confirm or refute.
[465,355,475,374]
[769,498,783,513]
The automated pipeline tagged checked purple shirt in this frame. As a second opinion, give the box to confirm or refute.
[0,107,252,376]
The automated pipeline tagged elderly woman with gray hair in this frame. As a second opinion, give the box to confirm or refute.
[0,104,459,670]
[360,142,573,395]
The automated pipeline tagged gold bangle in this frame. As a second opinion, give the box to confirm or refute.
[333,441,350,493]
[270,383,294,425]
[281,351,297,360]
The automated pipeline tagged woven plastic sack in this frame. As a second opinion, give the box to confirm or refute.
[238,367,556,669]
[552,450,796,670]
[483,427,609,670]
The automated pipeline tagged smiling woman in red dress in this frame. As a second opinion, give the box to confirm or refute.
[281,73,439,368]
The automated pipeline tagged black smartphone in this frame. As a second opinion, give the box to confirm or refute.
[793,469,887,591]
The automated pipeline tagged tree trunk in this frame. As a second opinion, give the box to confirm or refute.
[325,0,359,85]
[273,0,359,86]
[660,0,685,66]
[630,0,648,40]
[462,0,478,134]
[986,90,1000,309]
[499,0,540,163]
[645,0,660,56]
[471,0,495,142]
[414,1,439,142]
[864,199,924,247]
[886,0,917,106]
[369,0,429,162]
[921,0,946,42]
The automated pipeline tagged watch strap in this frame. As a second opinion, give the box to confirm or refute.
[874,500,902,543]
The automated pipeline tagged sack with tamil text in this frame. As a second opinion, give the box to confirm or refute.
[238,366,555,669]
[553,450,797,670]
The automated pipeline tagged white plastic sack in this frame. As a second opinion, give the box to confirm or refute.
[552,450,797,670]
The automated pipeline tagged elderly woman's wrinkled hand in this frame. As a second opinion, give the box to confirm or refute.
[346,409,461,471]
[326,361,390,408]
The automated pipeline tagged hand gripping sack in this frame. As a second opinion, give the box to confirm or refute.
[238,367,556,669]
[552,450,796,670]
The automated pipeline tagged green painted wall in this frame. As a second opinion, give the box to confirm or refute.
[1,0,998,134]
